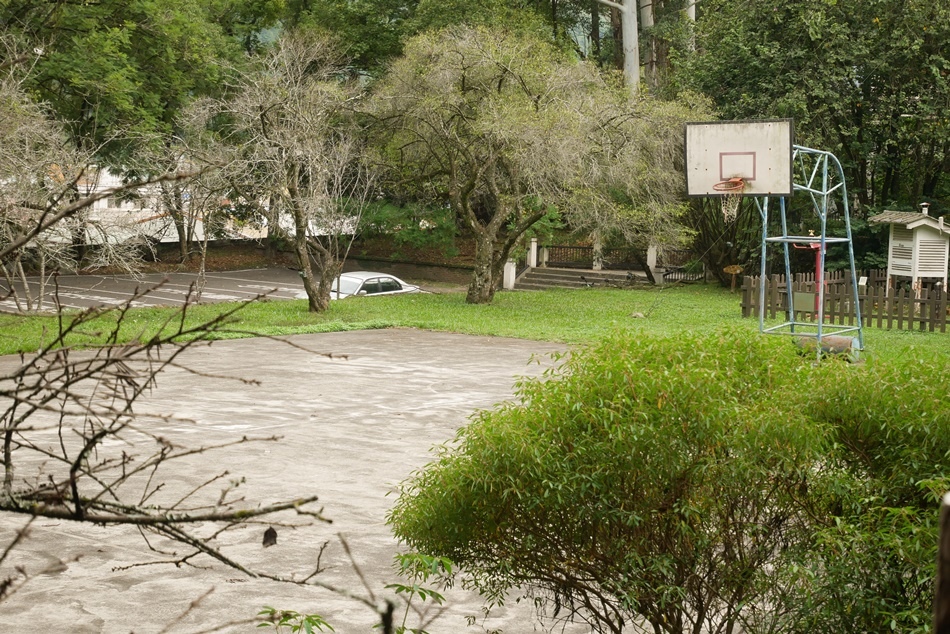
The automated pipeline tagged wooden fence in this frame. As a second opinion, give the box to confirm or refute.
[740,271,948,333]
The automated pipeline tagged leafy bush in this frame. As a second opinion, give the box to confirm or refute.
[390,330,949,633]
[786,356,949,634]
[360,201,459,258]
[258,607,334,632]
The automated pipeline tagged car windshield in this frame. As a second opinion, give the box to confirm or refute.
[333,276,365,296]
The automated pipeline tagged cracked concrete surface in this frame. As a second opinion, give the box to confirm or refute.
[0,329,593,633]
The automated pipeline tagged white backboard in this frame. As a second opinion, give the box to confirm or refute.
[685,119,794,197]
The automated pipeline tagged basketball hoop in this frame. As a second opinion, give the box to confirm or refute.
[713,177,747,223]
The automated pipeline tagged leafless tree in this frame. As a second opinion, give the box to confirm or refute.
[211,31,375,312]
[0,292,319,584]
[0,33,436,634]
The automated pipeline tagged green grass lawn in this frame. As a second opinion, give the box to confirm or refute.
[1,284,948,362]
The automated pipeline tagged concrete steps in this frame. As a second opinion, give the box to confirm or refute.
[515,267,645,290]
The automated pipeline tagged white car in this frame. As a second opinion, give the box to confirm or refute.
[297,271,423,300]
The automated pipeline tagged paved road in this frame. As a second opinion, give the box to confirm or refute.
[0,330,586,634]
[0,268,307,313]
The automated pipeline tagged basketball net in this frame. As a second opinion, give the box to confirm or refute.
[713,177,747,223]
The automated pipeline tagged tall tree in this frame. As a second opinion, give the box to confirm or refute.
[296,0,653,93]
[568,92,707,282]
[213,30,373,312]
[369,26,610,303]
[594,0,640,93]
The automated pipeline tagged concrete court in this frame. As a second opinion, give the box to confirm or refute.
[0,329,593,634]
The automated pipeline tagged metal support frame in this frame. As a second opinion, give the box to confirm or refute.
[755,145,864,358]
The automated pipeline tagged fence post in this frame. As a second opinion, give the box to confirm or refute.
[741,276,753,318]
[503,260,516,290]
[769,274,781,320]
[936,493,950,633]
[941,292,948,333]
[528,238,538,268]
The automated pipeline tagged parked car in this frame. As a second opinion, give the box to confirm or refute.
[296,271,423,300]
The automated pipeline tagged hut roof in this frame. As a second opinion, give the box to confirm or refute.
[868,210,950,235]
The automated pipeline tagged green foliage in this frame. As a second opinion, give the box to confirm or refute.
[780,354,950,633]
[295,0,565,74]
[824,216,889,272]
[389,330,950,632]
[384,553,453,634]
[360,202,458,258]
[2,0,259,162]
[258,606,335,632]
[410,0,548,39]
[290,0,415,73]
[680,0,950,210]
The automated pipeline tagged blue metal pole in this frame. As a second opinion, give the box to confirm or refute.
[816,154,829,358]
[827,152,865,350]
[779,196,794,331]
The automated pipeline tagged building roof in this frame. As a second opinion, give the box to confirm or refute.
[868,210,950,235]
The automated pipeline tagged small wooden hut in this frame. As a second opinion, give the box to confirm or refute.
[869,204,950,296]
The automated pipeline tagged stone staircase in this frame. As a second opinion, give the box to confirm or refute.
[514,267,646,290]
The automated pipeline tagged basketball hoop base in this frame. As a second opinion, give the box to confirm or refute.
[793,335,861,362]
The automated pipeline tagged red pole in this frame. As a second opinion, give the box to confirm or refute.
[793,235,824,317]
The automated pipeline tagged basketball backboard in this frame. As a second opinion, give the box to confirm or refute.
[685,119,794,197]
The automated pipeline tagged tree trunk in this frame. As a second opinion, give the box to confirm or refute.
[162,182,191,263]
[639,0,656,89]
[610,7,623,71]
[620,0,641,94]
[293,230,326,312]
[288,191,329,313]
[467,231,498,304]
[592,230,604,270]
[591,1,601,61]
[595,0,642,91]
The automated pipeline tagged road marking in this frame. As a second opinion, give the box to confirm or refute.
[0,269,306,313]
[237,284,302,294]
[44,291,150,307]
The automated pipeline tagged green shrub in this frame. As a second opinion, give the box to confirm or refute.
[786,356,949,634]
[389,330,949,633]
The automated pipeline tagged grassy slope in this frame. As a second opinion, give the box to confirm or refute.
[1,284,947,362]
